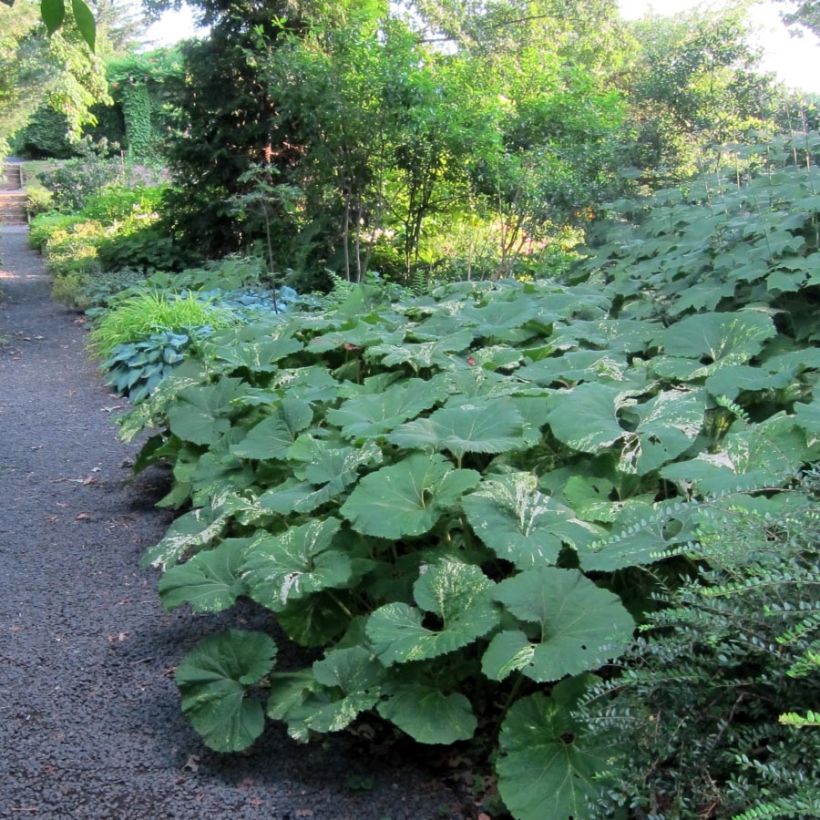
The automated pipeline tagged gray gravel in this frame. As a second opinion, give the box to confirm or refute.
[0,226,462,820]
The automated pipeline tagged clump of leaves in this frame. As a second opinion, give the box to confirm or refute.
[90,291,235,357]
[103,330,196,403]
[119,133,819,820]
[578,475,820,819]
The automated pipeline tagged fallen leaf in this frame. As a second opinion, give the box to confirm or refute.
[182,754,200,773]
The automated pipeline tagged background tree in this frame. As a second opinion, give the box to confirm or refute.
[0,2,108,157]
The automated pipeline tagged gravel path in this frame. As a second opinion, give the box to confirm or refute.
[0,226,460,820]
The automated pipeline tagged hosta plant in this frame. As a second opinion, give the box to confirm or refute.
[122,133,820,820]
[103,330,198,403]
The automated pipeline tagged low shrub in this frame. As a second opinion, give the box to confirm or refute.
[25,184,54,218]
[579,477,820,818]
[74,269,148,313]
[43,219,107,280]
[39,156,122,212]
[80,185,166,223]
[96,223,195,273]
[29,212,82,251]
[90,291,235,356]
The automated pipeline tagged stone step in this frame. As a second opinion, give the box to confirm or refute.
[1,164,22,191]
[0,191,27,224]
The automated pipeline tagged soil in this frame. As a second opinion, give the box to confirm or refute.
[0,226,465,820]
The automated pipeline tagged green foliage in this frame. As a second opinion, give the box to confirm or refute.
[120,82,154,160]
[90,291,234,356]
[39,154,121,212]
[0,1,108,158]
[80,184,165,222]
[96,224,193,273]
[12,106,76,158]
[623,7,779,183]
[111,132,820,819]
[578,476,820,818]
[102,329,194,403]
[25,183,54,217]
[29,211,81,251]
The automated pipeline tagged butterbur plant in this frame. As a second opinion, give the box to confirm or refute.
[122,134,820,820]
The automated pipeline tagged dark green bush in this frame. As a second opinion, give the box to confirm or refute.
[96,224,196,273]
[579,476,820,819]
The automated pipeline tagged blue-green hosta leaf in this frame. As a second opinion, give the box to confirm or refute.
[388,400,525,459]
[463,473,604,569]
[141,507,228,570]
[176,629,277,752]
[517,350,630,386]
[377,685,476,744]
[546,383,630,454]
[483,568,634,682]
[654,311,777,372]
[340,453,479,539]
[617,389,705,475]
[367,560,499,665]
[167,378,245,446]
[327,378,448,439]
[230,398,313,460]
[661,414,810,493]
[242,518,350,611]
[497,676,618,820]
[158,538,251,613]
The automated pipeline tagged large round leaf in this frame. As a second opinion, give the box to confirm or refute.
[378,685,477,744]
[274,647,385,741]
[159,537,250,613]
[463,472,603,569]
[497,675,618,820]
[388,399,525,459]
[546,383,628,454]
[176,629,277,752]
[617,388,705,475]
[242,518,350,611]
[367,560,499,665]
[327,377,448,439]
[483,568,634,682]
[340,453,479,539]
[230,398,313,460]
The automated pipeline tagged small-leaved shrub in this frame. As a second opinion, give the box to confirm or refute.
[578,476,820,819]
